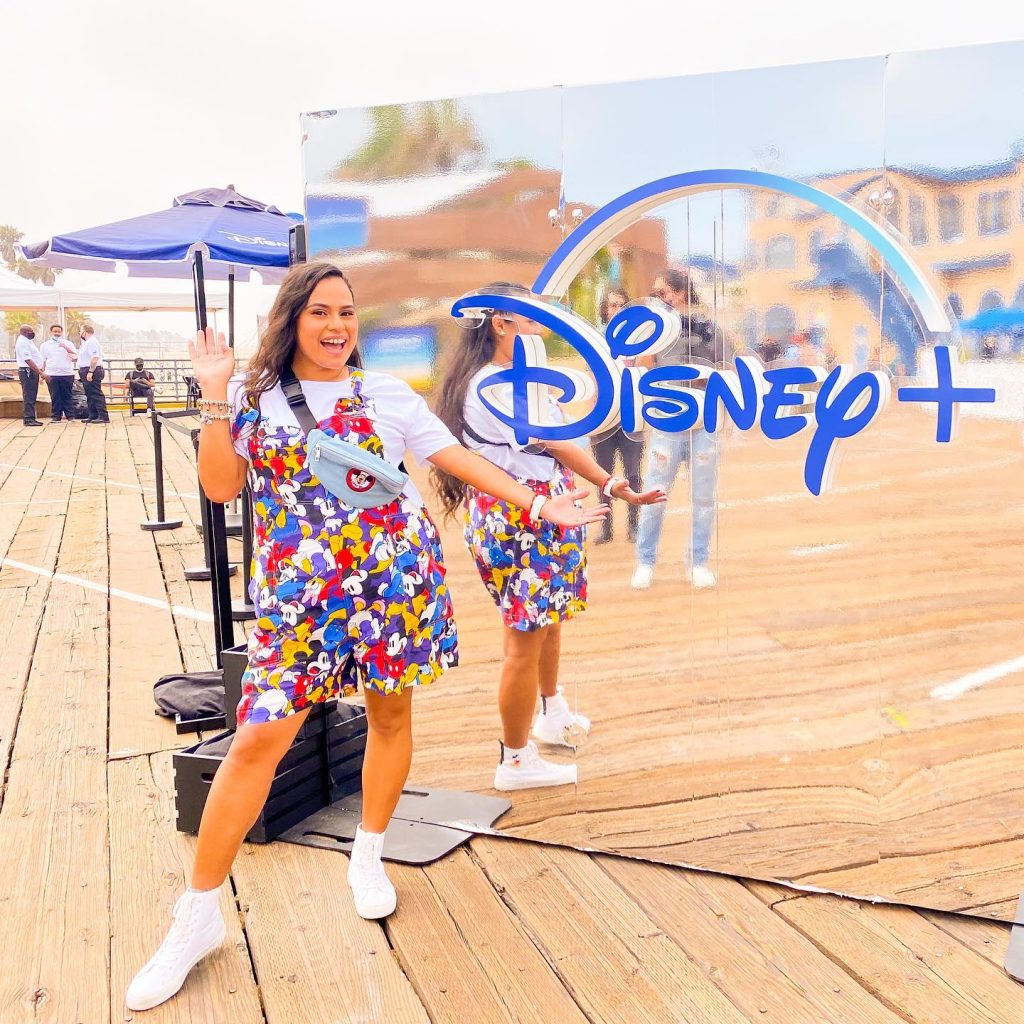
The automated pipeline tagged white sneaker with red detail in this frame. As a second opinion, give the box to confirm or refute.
[347,825,397,919]
[531,687,591,748]
[124,888,226,1011]
[493,740,578,791]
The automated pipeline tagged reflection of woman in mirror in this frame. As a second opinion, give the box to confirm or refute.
[632,268,733,592]
[591,287,645,544]
[432,286,665,791]
[126,263,607,1013]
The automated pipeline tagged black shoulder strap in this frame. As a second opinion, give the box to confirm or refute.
[278,363,318,435]
[278,364,407,473]
[463,422,511,449]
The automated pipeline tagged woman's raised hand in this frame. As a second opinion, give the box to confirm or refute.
[539,489,609,528]
[611,482,667,506]
[187,327,234,393]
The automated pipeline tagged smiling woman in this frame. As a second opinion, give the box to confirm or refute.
[124,259,610,1013]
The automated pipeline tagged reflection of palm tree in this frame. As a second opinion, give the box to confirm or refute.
[334,100,484,180]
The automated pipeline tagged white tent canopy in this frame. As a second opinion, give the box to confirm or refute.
[0,265,227,312]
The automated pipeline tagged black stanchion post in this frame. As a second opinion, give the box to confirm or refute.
[231,485,256,621]
[184,428,238,581]
[141,409,183,532]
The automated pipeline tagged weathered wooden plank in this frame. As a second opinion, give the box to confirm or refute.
[108,752,264,1023]
[385,847,589,1023]
[0,428,111,1023]
[600,855,906,1023]
[773,892,1024,1024]
[231,840,429,1024]
[472,837,748,1024]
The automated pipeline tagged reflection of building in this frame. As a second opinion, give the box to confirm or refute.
[741,160,1024,365]
[309,166,666,335]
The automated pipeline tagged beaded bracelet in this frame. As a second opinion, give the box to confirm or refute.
[198,399,230,412]
[198,411,233,425]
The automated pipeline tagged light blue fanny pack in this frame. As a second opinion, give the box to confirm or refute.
[279,364,408,509]
[306,427,408,509]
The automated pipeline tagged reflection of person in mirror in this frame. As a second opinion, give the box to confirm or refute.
[632,268,734,592]
[590,287,645,545]
[125,263,607,1014]
[432,284,665,793]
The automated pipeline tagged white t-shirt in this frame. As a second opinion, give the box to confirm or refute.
[39,338,77,376]
[77,336,104,369]
[463,363,558,481]
[15,336,43,369]
[228,369,458,506]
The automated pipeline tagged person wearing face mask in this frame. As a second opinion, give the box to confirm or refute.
[77,324,110,423]
[125,356,157,414]
[39,324,78,423]
[15,325,45,427]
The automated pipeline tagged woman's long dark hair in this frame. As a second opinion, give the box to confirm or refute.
[243,260,361,411]
[430,282,528,519]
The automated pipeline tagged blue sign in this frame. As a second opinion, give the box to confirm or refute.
[451,169,997,497]
[305,194,369,253]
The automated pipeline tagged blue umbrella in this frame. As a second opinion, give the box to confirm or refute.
[20,185,298,282]
[959,306,1024,332]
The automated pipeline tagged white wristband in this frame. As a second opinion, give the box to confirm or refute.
[529,493,547,523]
[602,476,624,498]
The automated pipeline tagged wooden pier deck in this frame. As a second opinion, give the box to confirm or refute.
[0,411,1021,1023]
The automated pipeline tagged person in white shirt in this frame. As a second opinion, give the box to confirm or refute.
[77,324,110,423]
[14,325,45,426]
[125,261,608,1013]
[431,284,665,793]
[39,324,78,423]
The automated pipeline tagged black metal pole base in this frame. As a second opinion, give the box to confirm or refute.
[141,518,184,532]
[185,563,239,582]
[231,598,256,621]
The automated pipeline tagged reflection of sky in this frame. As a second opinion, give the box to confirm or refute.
[303,39,1024,264]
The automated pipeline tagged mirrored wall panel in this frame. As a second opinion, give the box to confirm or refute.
[302,40,1024,920]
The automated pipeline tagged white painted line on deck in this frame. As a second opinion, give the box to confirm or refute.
[0,556,214,622]
[0,499,68,506]
[0,462,199,500]
[791,543,847,558]
[929,654,1024,700]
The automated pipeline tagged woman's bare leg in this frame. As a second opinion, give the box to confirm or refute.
[359,688,414,833]
[191,709,310,890]
[499,624,547,748]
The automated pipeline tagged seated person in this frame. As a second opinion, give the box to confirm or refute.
[126,357,157,412]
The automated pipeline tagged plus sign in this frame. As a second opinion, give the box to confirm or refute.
[897,345,995,441]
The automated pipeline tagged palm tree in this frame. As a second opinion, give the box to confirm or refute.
[334,100,484,180]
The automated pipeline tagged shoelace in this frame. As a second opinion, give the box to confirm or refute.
[149,901,198,969]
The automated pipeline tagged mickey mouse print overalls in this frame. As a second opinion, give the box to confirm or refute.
[232,370,458,724]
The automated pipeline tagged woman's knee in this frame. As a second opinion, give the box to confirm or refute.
[227,718,302,768]
[365,692,413,740]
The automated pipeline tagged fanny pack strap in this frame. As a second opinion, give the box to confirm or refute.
[279,363,407,473]
[279,363,320,435]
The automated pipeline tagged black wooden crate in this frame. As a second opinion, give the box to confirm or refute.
[173,704,368,844]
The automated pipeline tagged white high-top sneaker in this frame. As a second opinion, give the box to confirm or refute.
[124,888,226,1011]
[532,687,591,748]
[347,825,397,920]
[493,740,578,791]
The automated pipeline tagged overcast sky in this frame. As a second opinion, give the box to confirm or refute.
[3,0,1023,343]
